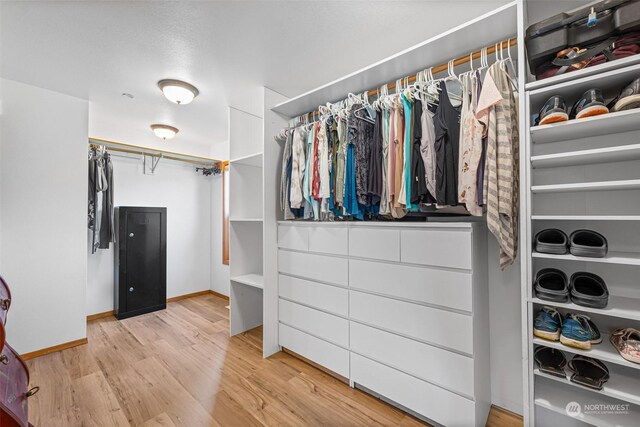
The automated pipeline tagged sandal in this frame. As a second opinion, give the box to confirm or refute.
[570,272,609,309]
[535,229,569,255]
[569,229,608,258]
[535,268,569,302]
[610,328,640,364]
[534,346,567,378]
[568,355,610,390]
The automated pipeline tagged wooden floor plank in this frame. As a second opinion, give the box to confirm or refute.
[26,294,522,427]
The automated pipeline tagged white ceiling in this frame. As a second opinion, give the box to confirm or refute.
[1,0,510,159]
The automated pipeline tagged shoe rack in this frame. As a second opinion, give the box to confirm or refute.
[523,59,640,426]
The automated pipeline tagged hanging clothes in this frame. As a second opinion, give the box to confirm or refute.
[420,100,438,202]
[367,109,383,207]
[410,99,428,205]
[379,107,391,217]
[434,80,462,206]
[88,148,115,253]
[476,62,519,270]
[290,127,307,209]
[458,72,484,216]
[353,104,374,208]
[279,130,296,220]
[336,118,348,211]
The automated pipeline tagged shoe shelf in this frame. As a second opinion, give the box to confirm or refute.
[230,273,264,290]
[532,215,640,221]
[535,377,640,427]
[530,295,640,322]
[531,144,640,169]
[533,336,640,371]
[531,110,640,145]
[535,365,640,407]
[532,250,640,266]
[531,179,640,194]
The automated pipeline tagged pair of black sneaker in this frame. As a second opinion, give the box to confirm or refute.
[536,77,640,126]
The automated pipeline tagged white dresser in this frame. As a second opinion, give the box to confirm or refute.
[277,221,490,427]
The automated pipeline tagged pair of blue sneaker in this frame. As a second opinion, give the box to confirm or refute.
[533,306,602,350]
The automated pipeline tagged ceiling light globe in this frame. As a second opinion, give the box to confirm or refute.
[150,124,179,140]
[158,79,199,105]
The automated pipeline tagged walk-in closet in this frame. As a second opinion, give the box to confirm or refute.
[2,0,640,426]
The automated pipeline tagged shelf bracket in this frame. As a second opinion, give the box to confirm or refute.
[143,153,163,175]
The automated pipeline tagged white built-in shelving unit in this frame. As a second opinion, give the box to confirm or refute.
[228,106,265,338]
[522,6,640,421]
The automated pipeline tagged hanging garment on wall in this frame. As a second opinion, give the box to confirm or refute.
[476,62,520,270]
[88,147,115,253]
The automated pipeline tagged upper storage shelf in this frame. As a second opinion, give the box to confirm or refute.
[271,1,517,118]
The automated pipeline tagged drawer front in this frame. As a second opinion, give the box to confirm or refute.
[351,353,475,427]
[279,274,348,317]
[278,250,348,286]
[400,229,472,269]
[350,291,473,354]
[279,299,349,348]
[350,322,474,397]
[278,225,309,251]
[308,226,348,256]
[349,227,400,262]
[349,259,473,312]
[279,323,349,378]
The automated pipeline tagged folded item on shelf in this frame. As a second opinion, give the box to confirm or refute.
[534,346,567,378]
[568,355,610,390]
[535,268,569,302]
[570,272,609,308]
[535,228,569,254]
[569,229,608,258]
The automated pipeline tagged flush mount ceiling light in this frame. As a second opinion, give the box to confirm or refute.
[157,79,199,105]
[150,124,179,140]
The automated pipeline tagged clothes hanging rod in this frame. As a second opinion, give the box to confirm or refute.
[88,137,223,167]
[299,37,517,121]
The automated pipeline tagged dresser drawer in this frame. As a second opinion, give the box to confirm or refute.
[279,274,348,317]
[350,291,473,354]
[349,259,473,312]
[400,229,472,270]
[308,226,348,256]
[279,323,349,379]
[351,353,476,427]
[350,322,474,397]
[279,299,349,348]
[349,227,400,261]
[278,250,348,286]
[278,225,309,251]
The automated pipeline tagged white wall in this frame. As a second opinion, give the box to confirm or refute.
[210,173,229,296]
[0,79,88,354]
[488,239,523,414]
[87,155,214,315]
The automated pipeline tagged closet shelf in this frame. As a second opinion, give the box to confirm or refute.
[532,251,640,266]
[230,218,263,222]
[525,54,640,92]
[531,144,640,169]
[530,296,640,322]
[531,215,640,221]
[533,335,640,371]
[271,1,517,117]
[531,179,640,194]
[534,368,640,407]
[230,152,263,167]
[534,377,640,427]
[530,110,640,145]
[230,274,264,290]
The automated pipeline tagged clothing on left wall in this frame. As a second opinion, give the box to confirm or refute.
[88,147,115,253]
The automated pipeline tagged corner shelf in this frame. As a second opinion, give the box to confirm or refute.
[532,215,640,221]
[532,336,640,371]
[231,274,264,290]
[230,218,263,222]
[230,152,263,167]
[530,109,640,145]
[531,144,640,169]
[530,296,640,322]
[531,179,640,194]
[532,251,640,266]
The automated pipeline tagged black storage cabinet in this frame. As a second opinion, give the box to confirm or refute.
[115,207,167,320]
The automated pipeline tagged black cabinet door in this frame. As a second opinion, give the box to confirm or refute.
[116,207,166,319]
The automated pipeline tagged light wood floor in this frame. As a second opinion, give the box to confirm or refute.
[26,294,522,426]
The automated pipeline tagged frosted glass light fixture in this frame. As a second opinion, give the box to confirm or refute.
[150,124,179,140]
[157,79,199,105]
